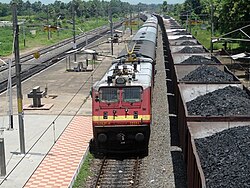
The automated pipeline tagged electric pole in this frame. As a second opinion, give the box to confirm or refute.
[130,9,132,35]
[72,4,76,62]
[23,22,26,47]
[109,6,113,55]
[12,3,25,154]
[47,7,50,40]
[8,59,13,130]
[210,2,214,54]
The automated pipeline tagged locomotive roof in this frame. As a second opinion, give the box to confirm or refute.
[132,27,157,43]
[118,40,156,60]
[141,22,158,28]
[145,16,158,24]
[93,58,153,90]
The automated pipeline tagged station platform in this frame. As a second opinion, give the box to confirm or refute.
[0,115,92,188]
[25,116,92,187]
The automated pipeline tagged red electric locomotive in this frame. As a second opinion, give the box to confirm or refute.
[90,15,158,155]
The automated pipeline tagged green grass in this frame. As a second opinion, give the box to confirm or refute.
[73,153,94,188]
[189,24,223,50]
[0,17,110,57]
[189,24,241,52]
[0,27,13,56]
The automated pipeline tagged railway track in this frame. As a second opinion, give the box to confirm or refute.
[93,156,142,188]
[0,21,123,93]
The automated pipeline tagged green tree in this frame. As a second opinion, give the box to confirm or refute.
[162,1,168,12]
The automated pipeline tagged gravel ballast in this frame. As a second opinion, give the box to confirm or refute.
[195,125,250,188]
[181,65,234,82]
[186,86,250,116]
[139,24,187,188]
[180,55,216,64]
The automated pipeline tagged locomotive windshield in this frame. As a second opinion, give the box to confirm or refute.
[122,87,142,102]
[99,87,118,102]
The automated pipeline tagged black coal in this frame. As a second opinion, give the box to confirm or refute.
[174,31,189,35]
[181,65,234,82]
[177,47,206,53]
[176,36,193,40]
[180,55,216,64]
[186,86,250,116]
[195,125,250,188]
[180,41,197,45]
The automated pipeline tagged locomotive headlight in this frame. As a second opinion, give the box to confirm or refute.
[134,111,138,119]
[115,77,126,86]
[98,133,107,143]
[135,133,144,142]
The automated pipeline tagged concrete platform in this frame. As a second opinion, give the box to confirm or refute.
[24,116,92,188]
[23,103,54,110]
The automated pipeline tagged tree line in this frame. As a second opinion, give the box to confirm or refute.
[164,0,250,35]
[0,0,161,23]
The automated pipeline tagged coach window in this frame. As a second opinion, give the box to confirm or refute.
[99,88,118,102]
[123,87,142,102]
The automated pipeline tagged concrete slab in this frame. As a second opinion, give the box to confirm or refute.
[23,103,54,110]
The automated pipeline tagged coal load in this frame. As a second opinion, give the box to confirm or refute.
[177,46,205,53]
[174,31,188,35]
[176,36,193,40]
[186,86,250,116]
[180,41,197,45]
[195,125,250,188]
[180,55,216,64]
[181,65,234,82]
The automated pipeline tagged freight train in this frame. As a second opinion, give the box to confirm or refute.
[90,15,158,155]
[158,15,250,188]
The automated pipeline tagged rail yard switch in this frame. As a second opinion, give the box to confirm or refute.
[27,86,46,107]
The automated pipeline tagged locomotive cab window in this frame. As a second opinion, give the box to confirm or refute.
[99,87,118,102]
[122,87,142,102]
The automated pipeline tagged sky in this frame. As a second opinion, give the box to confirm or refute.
[1,0,185,5]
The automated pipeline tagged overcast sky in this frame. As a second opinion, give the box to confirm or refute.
[1,0,185,5]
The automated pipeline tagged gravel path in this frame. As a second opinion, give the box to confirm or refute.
[139,26,187,188]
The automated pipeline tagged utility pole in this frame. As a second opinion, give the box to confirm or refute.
[8,59,13,130]
[72,4,76,62]
[47,7,50,40]
[129,9,132,35]
[137,7,140,30]
[12,3,25,154]
[186,13,189,32]
[109,6,113,55]
[22,22,26,47]
[210,1,214,54]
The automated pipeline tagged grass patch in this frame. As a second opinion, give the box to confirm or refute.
[0,17,111,57]
[189,25,223,50]
[73,152,94,188]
